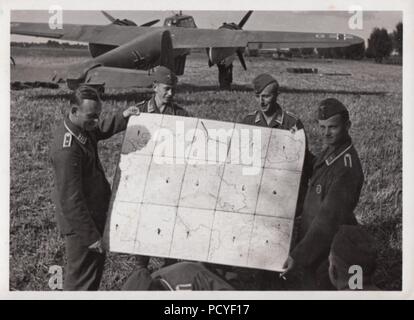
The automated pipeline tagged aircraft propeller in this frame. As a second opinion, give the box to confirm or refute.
[101,11,160,27]
[217,11,252,71]
[238,10,253,29]
[236,11,252,70]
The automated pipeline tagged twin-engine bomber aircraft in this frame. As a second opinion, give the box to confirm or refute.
[11,11,363,90]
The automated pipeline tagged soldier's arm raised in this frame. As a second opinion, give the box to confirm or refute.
[95,106,140,140]
[52,149,101,246]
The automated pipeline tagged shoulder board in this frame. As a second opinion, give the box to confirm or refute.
[136,100,147,109]
[285,110,299,120]
[247,110,258,116]
[62,132,72,148]
[136,100,148,112]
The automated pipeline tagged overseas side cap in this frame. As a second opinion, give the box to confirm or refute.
[252,73,279,94]
[318,98,349,120]
[152,66,177,85]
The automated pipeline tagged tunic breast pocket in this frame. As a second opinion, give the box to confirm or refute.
[315,184,323,195]
[309,180,324,201]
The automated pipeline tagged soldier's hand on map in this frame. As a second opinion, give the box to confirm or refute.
[123,106,141,118]
[88,239,104,254]
[281,255,295,278]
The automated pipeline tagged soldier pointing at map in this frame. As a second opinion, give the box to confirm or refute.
[50,85,140,290]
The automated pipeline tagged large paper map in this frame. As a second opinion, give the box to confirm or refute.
[103,113,305,272]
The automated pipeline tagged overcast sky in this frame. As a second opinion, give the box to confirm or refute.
[11,10,402,44]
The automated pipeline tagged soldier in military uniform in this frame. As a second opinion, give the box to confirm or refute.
[244,73,313,217]
[123,262,234,291]
[238,74,311,289]
[329,225,378,290]
[282,98,364,290]
[136,66,190,117]
[50,85,140,290]
[242,73,303,131]
[132,66,190,270]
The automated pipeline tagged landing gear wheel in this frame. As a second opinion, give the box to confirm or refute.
[218,63,233,90]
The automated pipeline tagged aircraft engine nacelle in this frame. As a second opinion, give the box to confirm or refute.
[93,29,174,71]
[207,22,242,66]
[207,47,237,66]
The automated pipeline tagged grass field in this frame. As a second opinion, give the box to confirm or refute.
[10,47,402,290]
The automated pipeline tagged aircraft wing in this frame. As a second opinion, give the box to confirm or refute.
[11,22,147,45]
[243,30,363,48]
[11,58,157,90]
[10,22,247,48]
[11,22,363,50]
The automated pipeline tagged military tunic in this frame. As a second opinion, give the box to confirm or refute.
[132,96,190,269]
[138,96,190,117]
[243,105,313,215]
[50,111,128,290]
[239,106,311,289]
[242,105,303,130]
[291,136,364,269]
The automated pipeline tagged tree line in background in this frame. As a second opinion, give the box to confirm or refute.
[11,40,88,49]
[307,22,401,63]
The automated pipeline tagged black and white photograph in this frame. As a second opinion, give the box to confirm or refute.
[2,0,412,300]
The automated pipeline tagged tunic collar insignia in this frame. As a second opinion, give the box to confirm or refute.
[64,119,88,145]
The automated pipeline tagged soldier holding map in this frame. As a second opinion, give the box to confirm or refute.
[137,66,190,117]
[132,66,191,270]
[243,73,303,130]
[243,73,313,206]
[50,85,140,290]
[239,74,312,289]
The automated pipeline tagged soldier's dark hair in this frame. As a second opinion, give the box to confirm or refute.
[70,85,101,107]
